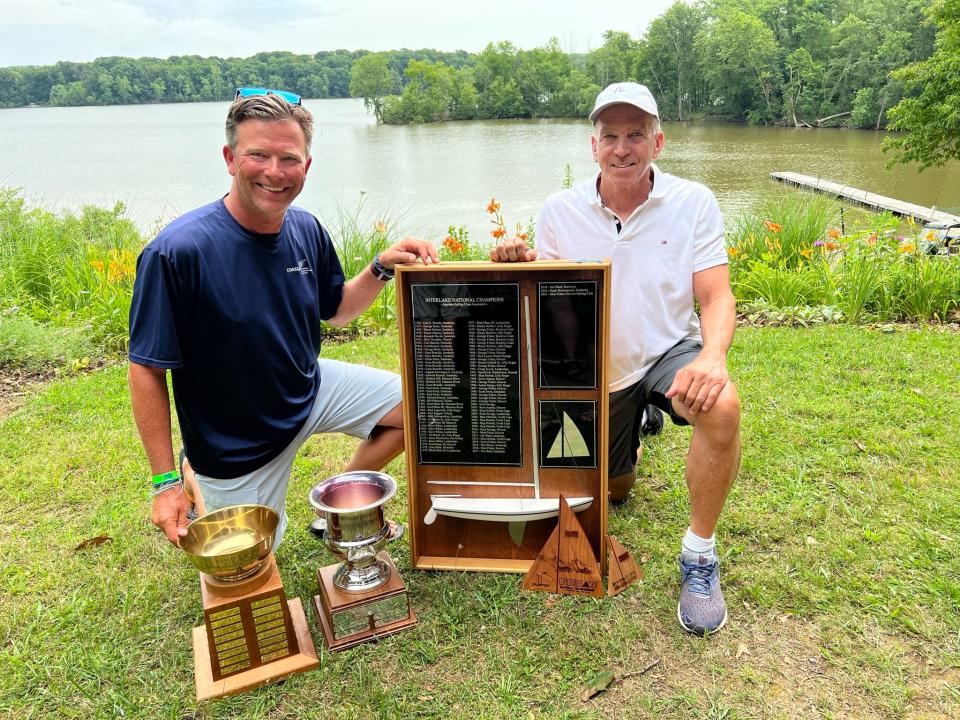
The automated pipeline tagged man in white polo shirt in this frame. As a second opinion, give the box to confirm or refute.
[492,82,741,635]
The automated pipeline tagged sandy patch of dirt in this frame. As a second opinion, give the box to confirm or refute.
[0,366,56,418]
[588,607,958,719]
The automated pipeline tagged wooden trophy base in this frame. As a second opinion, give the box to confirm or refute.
[313,552,417,651]
[192,557,319,701]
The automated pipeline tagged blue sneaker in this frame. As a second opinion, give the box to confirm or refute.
[677,550,728,634]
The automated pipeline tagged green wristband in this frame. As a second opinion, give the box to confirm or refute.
[151,470,180,486]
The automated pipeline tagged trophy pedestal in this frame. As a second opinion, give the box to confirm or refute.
[313,552,417,651]
[192,556,319,701]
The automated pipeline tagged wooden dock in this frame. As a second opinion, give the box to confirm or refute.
[770,171,960,225]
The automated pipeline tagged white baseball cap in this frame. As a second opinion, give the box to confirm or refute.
[589,82,659,122]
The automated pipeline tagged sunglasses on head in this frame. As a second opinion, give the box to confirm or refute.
[234,87,302,105]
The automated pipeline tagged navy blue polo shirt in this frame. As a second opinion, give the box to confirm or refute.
[129,199,345,478]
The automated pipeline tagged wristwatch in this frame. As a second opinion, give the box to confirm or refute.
[371,253,395,282]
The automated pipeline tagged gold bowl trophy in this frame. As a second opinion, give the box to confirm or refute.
[309,471,417,650]
[182,505,319,700]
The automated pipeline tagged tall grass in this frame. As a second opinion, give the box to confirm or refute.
[728,195,839,270]
[0,190,143,352]
[2,188,958,372]
[729,196,960,323]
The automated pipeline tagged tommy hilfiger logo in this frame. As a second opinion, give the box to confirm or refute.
[286,259,312,275]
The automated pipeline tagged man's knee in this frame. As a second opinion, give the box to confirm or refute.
[688,382,740,442]
[609,472,636,503]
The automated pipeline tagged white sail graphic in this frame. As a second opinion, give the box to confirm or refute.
[547,412,590,459]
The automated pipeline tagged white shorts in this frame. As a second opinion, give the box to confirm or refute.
[195,359,402,548]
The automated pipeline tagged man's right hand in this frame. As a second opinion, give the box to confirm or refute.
[489,239,538,263]
[151,488,193,546]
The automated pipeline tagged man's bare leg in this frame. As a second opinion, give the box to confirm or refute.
[673,383,741,537]
[344,403,404,472]
[673,382,740,634]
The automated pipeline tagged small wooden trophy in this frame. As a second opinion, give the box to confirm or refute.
[522,498,643,598]
[309,472,417,651]
[523,495,603,597]
[605,535,643,596]
[182,505,319,701]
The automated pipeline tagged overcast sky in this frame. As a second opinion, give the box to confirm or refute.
[0,0,677,67]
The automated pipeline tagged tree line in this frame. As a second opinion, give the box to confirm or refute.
[0,49,472,108]
[357,0,938,130]
[1,0,957,166]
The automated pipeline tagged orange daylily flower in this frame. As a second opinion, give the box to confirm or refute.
[491,227,507,239]
[825,241,840,251]
[764,220,782,233]
[374,220,387,234]
[799,248,813,259]
[486,198,501,214]
[866,233,877,247]
[898,242,915,254]
[443,236,465,254]
[827,228,841,239]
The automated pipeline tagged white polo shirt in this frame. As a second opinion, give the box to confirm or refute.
[536,165,727,391]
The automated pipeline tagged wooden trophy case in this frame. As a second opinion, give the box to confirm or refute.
[192,556,319,701]
[396,261,610,573]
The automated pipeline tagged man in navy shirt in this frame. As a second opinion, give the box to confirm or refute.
[129,91,437,548]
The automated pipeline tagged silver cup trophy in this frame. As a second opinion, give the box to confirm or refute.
[308,471,396,592]
[309,471,417,650]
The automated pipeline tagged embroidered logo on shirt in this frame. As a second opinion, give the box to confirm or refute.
[286,259,313,275]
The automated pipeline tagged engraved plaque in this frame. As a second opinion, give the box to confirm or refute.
[411,283,522,466]
[331,594,411,640]
[537,281,598,389]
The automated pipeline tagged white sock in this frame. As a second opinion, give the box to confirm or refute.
[682,527,716,557]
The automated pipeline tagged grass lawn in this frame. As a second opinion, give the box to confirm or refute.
[1,326,958,719]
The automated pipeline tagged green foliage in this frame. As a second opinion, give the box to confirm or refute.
[728,198,960,323]
[885,0,960,169]
[728,195,839,270]
[438,225,489,261]
[326,207,396,335]
[696,7,781,123]
[349,53,400,123]
[0,311,95,371]
[0,189,143,356]
[0,1,941,131]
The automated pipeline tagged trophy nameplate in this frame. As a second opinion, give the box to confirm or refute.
[313,552,417,651]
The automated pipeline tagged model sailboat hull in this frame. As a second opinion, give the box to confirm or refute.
[424,495,593,525]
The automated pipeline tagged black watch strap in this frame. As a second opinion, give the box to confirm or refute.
[371,253,395,282]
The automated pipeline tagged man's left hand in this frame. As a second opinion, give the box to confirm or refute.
[379,238,438,268]
[665,351,729,414]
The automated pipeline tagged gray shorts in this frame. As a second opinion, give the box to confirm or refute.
[195,359,402,548]
[608,338,702,477]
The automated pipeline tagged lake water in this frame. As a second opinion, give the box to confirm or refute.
[1,98,958,242]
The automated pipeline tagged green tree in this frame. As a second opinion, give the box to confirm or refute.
[697,7,781,122]
[639,1,705,120]
[350,53,400,122]
[783,47,821,126]
[885,0,960,169]
[385,60,455,123]
[587,31,640,87]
